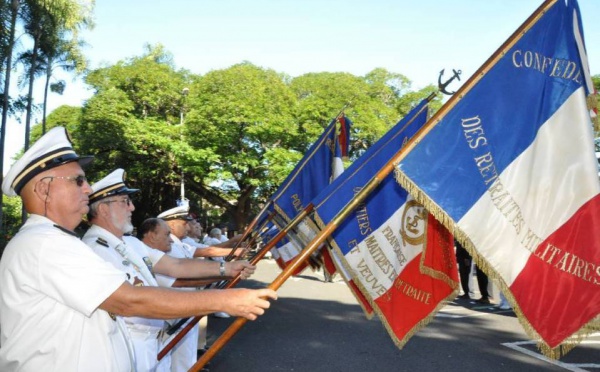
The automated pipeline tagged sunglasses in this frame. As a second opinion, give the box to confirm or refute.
[42,175,87,187]
[102,197,132,206]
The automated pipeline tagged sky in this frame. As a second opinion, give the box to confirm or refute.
[3,0,600,173]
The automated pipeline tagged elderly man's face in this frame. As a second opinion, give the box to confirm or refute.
[169,219,188,239]
[35,162,92,229]
[186,220,202,239]
[102,195,135,234]
[153,220,173,252]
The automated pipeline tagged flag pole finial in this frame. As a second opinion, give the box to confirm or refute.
[437,68,462,95]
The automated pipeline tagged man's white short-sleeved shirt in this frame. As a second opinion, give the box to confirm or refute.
[84,225,165,329]
[155,234,193,288]
[181,236,206,249]
[0,215,131,371]
[123,235,165,267]
[203,237,222,246]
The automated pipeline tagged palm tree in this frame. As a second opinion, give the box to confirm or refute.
[39,34,87,133]
[20,0,57,151]
[19,0,94,149]
[9,0,94,223]
[0,0,20,229]
[0,0,12,76]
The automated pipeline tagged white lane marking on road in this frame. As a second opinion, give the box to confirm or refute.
[436,305,513,318]
[502,336,600,372]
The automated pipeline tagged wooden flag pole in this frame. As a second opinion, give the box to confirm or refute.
[223,200,273,262]
[188,139,415,371]
[157,204,314,361]
[237,211,277,263]
[220,209,310,290]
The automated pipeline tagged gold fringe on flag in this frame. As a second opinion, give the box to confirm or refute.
[310,211,376,319]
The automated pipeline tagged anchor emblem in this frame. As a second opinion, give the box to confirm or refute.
[438,68,462,95]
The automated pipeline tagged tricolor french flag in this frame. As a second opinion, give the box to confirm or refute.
[311,99,458,345]
[271,116,342,223]
[268,115,346,274]
[396,0,599,355]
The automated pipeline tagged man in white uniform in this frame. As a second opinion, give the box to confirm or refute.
[0,127,277,371]
[140,217,237,366]
[202,228,232,319]
[162,217,211,360]
[84,169,259,372]
[154,206,216,372]
[183,219,244,260]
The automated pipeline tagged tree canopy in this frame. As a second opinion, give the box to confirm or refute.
[8,42,597,242]
[32,46,437,230]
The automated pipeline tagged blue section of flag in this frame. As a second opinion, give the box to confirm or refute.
[397,0,588,222]
[261,221,279,242]
[271,118,339,222]
[312,100,429,254]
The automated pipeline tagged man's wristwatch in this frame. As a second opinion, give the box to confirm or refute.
[219,261,226,276]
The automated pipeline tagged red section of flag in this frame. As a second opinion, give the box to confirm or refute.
[337,116,351,159]
[348,278,374,315]
[373,214,457,346]
[273,255,308,276]
[321,248,337,277]
[421,214,459,286]
[510,194,600,347]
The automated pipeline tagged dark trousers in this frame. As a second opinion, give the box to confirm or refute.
[475,265,490,299]
[456,243,472,296]
[456,242,490,299]
[458,257,472,296]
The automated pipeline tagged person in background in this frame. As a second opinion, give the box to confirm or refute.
[455,240,491,304]
[204,227,225,247]
[455,240,473,300]
[497,290,512,310]
[183,219,244,259]
[201,227,233,318]
[219,226,229,243]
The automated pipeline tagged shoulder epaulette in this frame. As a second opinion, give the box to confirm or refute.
[96,237,109,248]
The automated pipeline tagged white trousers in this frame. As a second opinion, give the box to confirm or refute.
[127,323,165,372]
[170,321,199,372]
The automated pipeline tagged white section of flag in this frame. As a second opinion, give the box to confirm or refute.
[343,197,422,299]
[458,88,600,284]
[332,157,344,180]
[275,240,301,262]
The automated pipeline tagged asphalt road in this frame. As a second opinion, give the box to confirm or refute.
[202,258,600,372]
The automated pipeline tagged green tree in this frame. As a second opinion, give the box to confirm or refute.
[185,62,298,228]
[19,0,94,149]
[592,75,600,92]
[39,32,88,133]
[289,69,436,160]
[0,0,19,228]
[30,104,82,141]
[592,75,599,137]
[51,46,446,232]
[0,194,22,253]
[78,45,192,226]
